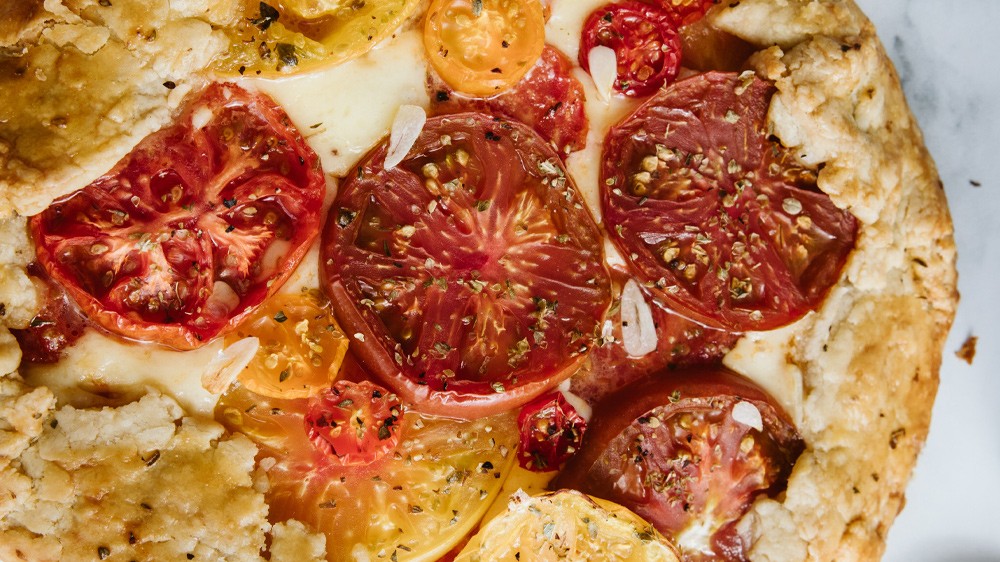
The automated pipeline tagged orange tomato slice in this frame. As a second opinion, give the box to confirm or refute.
[423,0,545,96]
[225,291,348,399]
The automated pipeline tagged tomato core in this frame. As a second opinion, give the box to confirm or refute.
[517,391,588,472]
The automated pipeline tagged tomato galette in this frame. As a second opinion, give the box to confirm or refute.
[0,0,956,561]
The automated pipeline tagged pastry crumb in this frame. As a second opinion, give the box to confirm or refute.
[955,335,978,365]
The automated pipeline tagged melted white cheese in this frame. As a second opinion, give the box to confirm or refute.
[24,331,224,415]
[545,0,610,63]
[722,320,807,426]
[245,29,431,178]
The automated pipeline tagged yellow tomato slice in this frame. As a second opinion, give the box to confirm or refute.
[225,291,348,399]
[215,0,422,75]
[456,490,681,562]
[423,0,545,96]
[216,381,519,561]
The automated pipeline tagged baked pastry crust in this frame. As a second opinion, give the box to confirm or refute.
[0,0,233,218]
[708,1,957,559]
[0,0,958,560]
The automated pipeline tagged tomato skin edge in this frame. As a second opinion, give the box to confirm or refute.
[324,278,583,420]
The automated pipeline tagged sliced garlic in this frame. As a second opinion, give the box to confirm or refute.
[384,104,426,170]
[603,236,627,268]
[557,379,593,422]
[201,336,259,394]
[731,400,763,432]
[203,281,241,318]
[191,106,213,129]
[587,46,617,103]
[620,279,658,357]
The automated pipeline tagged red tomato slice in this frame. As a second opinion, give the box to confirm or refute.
[569,267,739,404]
[321,112,612,419]
[305,379,403,466]
[579,1,683,97]
[30,83,325,350]
[429,45,590,156]
[553,366,804,561]
[601,71,857,331]
[517,390,588,472]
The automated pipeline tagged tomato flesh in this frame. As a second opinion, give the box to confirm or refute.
[227,291,349,399]
[554,367,803,561]
[579,2,683,97]
[30,83,325,349]
[429,45,589,156]
[601,71,857,331]
[517,391,588,472]
[305,379,402,466]
[321,112,611,418]
[424,0,546,96]
[11,265,88,364]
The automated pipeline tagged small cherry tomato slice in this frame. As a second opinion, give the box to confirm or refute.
[424,0,546,96]
[30,83,325,350]
[321,112,612,419]
[429,45,589,156]
[305,379,403,466]
[569,268,739,404]
[215,360,519,561]
[517,391,588,472]
[216,0,423,75]
[601,71,858,331]
[579,2,682,97]
[227,292,349,399]
[554,366,804,561]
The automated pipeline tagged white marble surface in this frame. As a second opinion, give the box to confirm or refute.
[854,1,1000,560]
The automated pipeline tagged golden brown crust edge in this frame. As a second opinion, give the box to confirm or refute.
[711,1,957,560]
